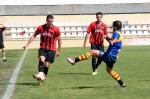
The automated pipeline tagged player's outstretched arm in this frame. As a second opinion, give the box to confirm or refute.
[23,34,35,49]
[83,33,90,48]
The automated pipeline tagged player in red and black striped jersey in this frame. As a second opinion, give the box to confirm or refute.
[84,12,108,75]
[23,15,62,82]
[0,24,7,61]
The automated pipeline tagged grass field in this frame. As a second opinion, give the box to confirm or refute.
[1,46,150,99]
[0,49,24,97]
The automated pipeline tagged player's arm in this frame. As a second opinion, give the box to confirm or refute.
[84,24,91,48]
[56,36,61,57]
[56,28,61,57]
[109,38,118,45]
[83,33,90,48]
[23,27,39,49]
[23,34,36,49]
[104,36,112,43]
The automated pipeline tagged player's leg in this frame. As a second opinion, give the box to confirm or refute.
[91,44,97,73]
[94,46,104,71]
[0,43,6,61]
[92,46,104,75]
[44,62,50,76]
[35,49,47,81]
[67,50,100,65]
[2,48,6,61]
[36,56,46,80]
[44,50,55,76]
[106,65,126,87]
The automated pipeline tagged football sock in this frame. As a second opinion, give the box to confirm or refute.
[75,52,91,62]
[44,67,49,76]
[38,61,45,72]
[117,79,124,86]
[109,70,121,82]
[94,58,103,71]
[92,57,96,72]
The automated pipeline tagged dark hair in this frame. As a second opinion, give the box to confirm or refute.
[113,20,122,30]
[96,12,103,16]
[46,15,54,20]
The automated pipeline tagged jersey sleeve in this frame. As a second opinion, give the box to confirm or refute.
[55,28,60,38]
[113,32,120,39]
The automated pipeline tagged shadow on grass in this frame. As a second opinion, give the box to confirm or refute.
[47,85,114,91]
[70,86,98,89]
[0,82,39,86]
[59,72,91,75]
[15,82,39,86]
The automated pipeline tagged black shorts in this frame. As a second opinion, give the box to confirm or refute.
[91,43,104,51]
[0,43,4,49]
[38,48,56,63]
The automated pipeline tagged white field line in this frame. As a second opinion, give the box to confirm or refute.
[1,49,28,99]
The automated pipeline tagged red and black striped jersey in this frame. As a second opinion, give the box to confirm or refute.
[87,21,108,45]
[34,24,60,51]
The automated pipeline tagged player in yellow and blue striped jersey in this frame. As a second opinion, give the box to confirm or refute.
[67,20,126,87]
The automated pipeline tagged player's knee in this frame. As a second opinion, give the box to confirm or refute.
[39,57,45,66]
[39,56,46,62]
[90,50,100,57]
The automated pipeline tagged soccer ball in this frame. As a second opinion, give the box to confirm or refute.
[36,72,45,81]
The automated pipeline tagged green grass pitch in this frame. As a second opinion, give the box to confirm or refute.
[1,46,150,99]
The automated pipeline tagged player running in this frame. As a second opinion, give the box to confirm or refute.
[23,15,61,84]
[67,20,126,87]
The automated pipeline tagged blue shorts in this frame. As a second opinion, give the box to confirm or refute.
[100,50,119,68]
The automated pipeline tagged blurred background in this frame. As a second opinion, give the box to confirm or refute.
[0,0,150,49]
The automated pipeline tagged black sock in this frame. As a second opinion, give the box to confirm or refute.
[75,58,80,62]
[44,67,49,76]
[94,58,102,71]
[92,57,96,72]
[38,61,45,72]
[118,79,124,85]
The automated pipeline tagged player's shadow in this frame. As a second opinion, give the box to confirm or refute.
[49,86,108,91]
[59,72,91,75]
[0,82,39,86]
[14,82,39,86]
[70,86,98,89]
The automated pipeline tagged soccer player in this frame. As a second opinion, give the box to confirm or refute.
[67,20,126,87]
[84,12,108,75]
[23,15,61,82]
[0,24,7,61]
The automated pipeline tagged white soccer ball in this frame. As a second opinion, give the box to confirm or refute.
[36,72,45,81]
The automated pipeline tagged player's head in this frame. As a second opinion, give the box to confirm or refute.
[112,20,122,32]
[46,15,54,26]
[96,12,103,23]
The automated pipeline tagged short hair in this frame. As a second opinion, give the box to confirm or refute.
[113,20,122,30]
[46,15,54,20]
[96,12,103,16]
